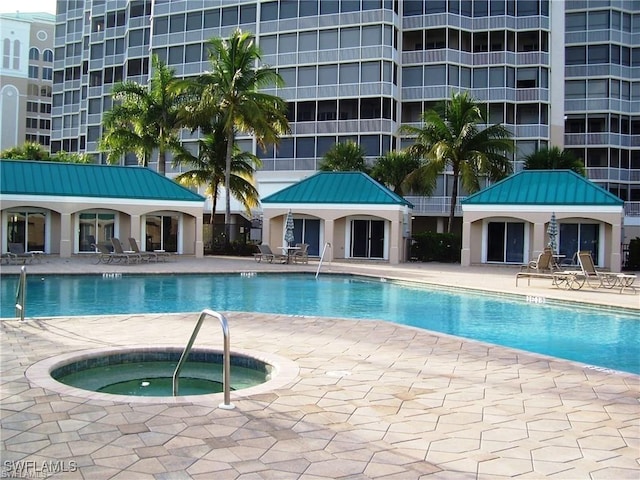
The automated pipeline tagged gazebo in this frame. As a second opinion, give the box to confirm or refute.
[460,170,624,271]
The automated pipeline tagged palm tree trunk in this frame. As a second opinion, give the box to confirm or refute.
[158,150,166,175]
[448,170,459,234]
[223,131,234,246]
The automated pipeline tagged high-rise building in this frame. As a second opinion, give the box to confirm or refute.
[0,11,55,152]
[50,1,639,240]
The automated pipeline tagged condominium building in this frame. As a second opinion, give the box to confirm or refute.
[49,1,639,242]
[0,11,55,152]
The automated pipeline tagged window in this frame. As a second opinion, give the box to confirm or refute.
[29,48,39,60]
[340,27,360,48]
[170,14,185,33]
[280,0,297,18]
[184,44,201,63]
[424,65,446,86]
[517,67,537,88]
[28,66,38,78]
[298,66,316,86]
[261,2,278,21]
[402,66,422,87]
[299,32,316,51]
[362,25,382,46]
[361,61,380,82]
[473,67,488,88]
[588,45,609,64]
[186,11,202,31]
[42,67,52,80]
[565,80,586,99]
[222,6,238,26]
[588,79,608,98]
[278,67,296,87]
[168,46,183,64]
[319,30,338,50]
[204,9,220,28]
[240,5,256,23]
[588,11,609,30]
[279,33,297,53]
[489,66,504,87]
[318,65,337,85]
[566,46,586,65]
[340,64,359,84]
[43,49,53,62]
[27,102,38,112]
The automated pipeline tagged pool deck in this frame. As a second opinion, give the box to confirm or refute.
[1,256,639,479]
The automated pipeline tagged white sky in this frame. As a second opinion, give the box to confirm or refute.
[0,0,56,14]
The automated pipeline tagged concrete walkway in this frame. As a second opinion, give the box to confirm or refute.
[1,256,638,479]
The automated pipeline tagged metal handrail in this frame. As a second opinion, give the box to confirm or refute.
[15,266,26,321]
[172,309,234,409]
[315,242,332,279]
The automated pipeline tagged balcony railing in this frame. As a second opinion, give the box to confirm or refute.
[406,196,640,218]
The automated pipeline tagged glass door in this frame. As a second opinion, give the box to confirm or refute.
[350,219,385,259]
[487,221,524,263]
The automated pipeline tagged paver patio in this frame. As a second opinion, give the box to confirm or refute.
[1,256,638,479]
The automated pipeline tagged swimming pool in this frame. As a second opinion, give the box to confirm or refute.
[1,273,638,374]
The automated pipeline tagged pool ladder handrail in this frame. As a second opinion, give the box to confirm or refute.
[15,266,26,321]
[172,309,235,409]
[315,242,332,279]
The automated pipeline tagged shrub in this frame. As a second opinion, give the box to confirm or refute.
[411,232,461,263]
[625,237,640,270]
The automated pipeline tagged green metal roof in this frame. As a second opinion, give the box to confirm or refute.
[462,170,623,206]
[262,172,413,207]
[0,159,204,202]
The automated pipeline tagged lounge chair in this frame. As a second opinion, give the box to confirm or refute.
[578,251,636,292]
[94,243,118,264]
[128,237,159,262]
[253,244,286,263]
[7,243,34,265]
[292,243,309,264]
[111,237,142,264]
[520,248,554,273]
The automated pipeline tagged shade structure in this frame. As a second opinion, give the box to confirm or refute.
[284,210,295,246]
[547,212,558,254]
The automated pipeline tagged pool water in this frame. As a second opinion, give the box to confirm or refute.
[2,273,638,375]
[55,361,259,396]
[51,350,270,396]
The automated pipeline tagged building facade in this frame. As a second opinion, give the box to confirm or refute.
[0,12,55,152]
[49,1,639,244]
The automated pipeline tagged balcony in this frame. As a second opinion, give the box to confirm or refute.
[406,196,640,218]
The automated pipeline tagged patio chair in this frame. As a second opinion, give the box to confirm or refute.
[577,251,635,291]
[111,237,142,264]
[128,237,158,262]
[94,243,118,264]
[7,243,34,265]
[253,244,286,263]
[520,248,554,273]
[292,243,309,264]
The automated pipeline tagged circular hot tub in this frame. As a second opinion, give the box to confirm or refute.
[26,346,299,404]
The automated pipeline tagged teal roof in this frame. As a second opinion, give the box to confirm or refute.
[462,170,623,206]
[262,172,413,207]
[0,159,204,202]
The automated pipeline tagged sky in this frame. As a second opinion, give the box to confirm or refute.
[0,0,56,14]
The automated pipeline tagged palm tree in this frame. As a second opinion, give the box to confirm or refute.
[319,140,369,173]
[370,150,422,196]
[99,55,184,175]
[400,91,514,233]
[172,125,261,225]
[183,29,289,243]
[523,146,585,175]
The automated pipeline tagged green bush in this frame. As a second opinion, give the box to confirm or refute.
[411,232,461,263]
[626,237,640,270]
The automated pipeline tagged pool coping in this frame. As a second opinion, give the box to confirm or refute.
[25,344,300,406]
